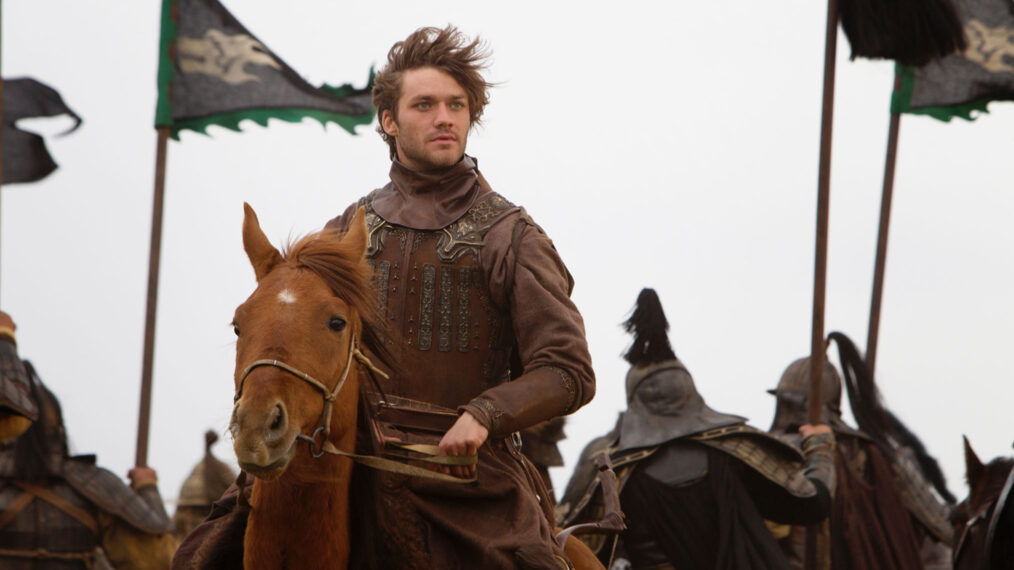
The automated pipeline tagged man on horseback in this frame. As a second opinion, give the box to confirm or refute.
[767,332,954,570]
[557,289,836,570]
[0,311,176,569]
[323,25,596,569]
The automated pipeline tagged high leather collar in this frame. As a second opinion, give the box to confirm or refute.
[371,155,488,230]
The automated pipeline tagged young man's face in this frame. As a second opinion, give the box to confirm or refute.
[382,67,470,171]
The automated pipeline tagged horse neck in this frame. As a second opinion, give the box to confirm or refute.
[244,368,360,569]
[246,462,353,569]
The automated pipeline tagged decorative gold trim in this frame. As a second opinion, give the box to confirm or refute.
[435,193,516,262]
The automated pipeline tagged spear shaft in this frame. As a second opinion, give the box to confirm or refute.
[806,0,840,566]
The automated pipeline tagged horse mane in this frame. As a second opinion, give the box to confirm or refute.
[827,331,957,503]
[281,228,395,373]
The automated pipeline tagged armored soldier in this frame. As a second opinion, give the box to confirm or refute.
[768,331,954,570]
[0,311,176,569]
[171,431,235,540]
[558,289,835,570]
[0,313,37,442]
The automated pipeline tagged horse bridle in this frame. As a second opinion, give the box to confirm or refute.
[234,333,369,458]
[233,335,476,483]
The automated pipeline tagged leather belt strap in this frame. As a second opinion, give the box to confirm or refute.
[316,439,478,483]
[13,481,99,535]
[0,546,94,561]
[0,489,35,529]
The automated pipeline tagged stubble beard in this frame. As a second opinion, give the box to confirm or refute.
[396,129,467,171]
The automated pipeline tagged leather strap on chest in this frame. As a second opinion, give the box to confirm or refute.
[0,489,35,530]
[0,547,95,563]
[7,481,99,535]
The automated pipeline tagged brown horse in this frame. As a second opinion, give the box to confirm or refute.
[229,203,380,569]
[951,437,1014,570]
[229,204,604,569]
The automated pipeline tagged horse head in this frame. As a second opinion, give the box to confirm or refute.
[229,203,374,482]
[952,436,1014,569]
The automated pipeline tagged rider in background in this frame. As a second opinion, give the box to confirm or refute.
[171,430,235,541]
[558,289,835,570]
[0,311,176,570]
[767,332,953,570]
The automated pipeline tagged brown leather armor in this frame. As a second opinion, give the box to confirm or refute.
[0,477,101,569]
[0,340,37,423]
[361,190,519,409]
[63,460,171,535]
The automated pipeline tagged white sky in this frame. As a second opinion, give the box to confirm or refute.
[3,1,1012,509]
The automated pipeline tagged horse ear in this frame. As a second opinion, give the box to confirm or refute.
[242,203,283,281]
[342,206,369,261]
[964,435,985,485]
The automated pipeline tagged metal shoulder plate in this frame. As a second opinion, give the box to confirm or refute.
[689,424,817,498]
[891,451,955,543]
[436,192,518,263]
[63,460,171,534]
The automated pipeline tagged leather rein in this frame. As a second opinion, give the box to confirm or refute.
[234,334,476,484]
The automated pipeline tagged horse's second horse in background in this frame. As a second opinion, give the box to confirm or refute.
[951,437,1014,570]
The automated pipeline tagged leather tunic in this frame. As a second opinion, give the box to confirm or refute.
[326,159,596,569]
[360,189,518,407]
[327,161,594,439]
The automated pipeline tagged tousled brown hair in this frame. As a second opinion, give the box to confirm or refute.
[373,25,493,157]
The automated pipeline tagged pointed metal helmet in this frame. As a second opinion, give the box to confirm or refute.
[176,430,236,508]
[768,356,859,437]
[0,313,38,425]
[615,289,744,453]
[616,360,744,453]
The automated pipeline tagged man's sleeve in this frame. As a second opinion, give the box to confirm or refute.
[98,512,176,570]
[459,212,595,438]
[324,201,361,231]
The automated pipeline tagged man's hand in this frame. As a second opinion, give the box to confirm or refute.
[799,423,832,438]
[438,411,488,479]
[127,466,158,489]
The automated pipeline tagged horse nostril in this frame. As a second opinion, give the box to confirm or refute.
[266,403,286,440]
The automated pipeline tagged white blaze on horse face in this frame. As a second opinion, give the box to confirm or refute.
[277,289,297,305]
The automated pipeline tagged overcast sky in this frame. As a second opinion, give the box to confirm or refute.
[3,1,1012,508]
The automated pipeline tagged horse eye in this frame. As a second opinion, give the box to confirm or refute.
[328,317,347,332]
[233,325,240,336]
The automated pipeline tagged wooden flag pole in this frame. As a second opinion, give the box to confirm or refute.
[809,0,839,426]
[806,0,840,567]
[135,126,170,467]
[865,73,903,374]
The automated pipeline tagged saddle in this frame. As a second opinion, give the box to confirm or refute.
[354,360,477,482]
[362,388,461,465]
